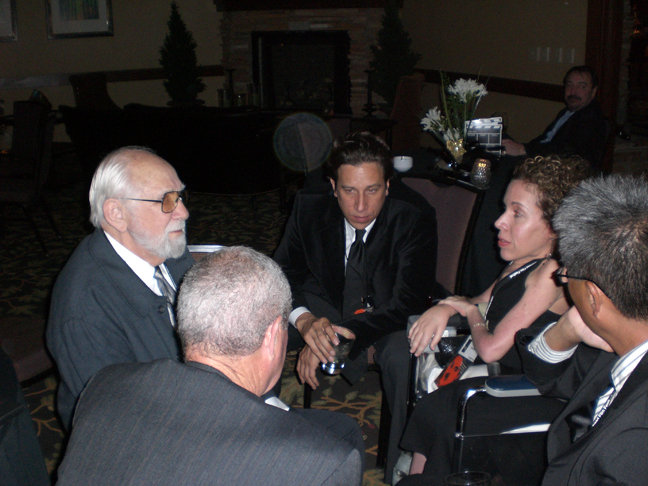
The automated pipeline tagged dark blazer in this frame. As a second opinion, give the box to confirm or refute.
[274,190,437,354]
[518,330,648,485]
[524,99,607,169]
[56,359,362,486]
[46,229,194,429]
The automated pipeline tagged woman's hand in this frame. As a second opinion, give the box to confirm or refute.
[407,304,455,357]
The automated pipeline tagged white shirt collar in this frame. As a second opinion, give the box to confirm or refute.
[610,339,648,392]
[104,231,162,296]
[343,218,375,252]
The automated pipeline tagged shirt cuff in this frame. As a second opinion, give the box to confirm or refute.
[289,307,310,327]
[528,322,577,363]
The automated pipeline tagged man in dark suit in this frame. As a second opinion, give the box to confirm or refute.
[502,65,607,170]
[274,131,439,481]
[46,147,194,429]
[56,246,363,486]
[517,175,648,485]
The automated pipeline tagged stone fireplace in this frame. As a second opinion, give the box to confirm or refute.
[217,2,390,115]
[252,30,351,114]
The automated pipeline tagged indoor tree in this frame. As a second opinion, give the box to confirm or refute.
[369,0,421,111]
[159,1,205,105]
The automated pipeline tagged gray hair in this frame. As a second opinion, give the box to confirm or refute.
[88,146,155,228]
[553,175,648,319]
[177,246,292,357]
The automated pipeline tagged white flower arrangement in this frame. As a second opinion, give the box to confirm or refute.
[420,74,488,144]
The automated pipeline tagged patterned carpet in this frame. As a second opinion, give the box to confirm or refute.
[3,148,388,485]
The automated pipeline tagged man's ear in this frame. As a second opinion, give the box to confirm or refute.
[585,280,605,318]
[385,178,390,196]
[103,199,128,233]
[329,177,337,197]
[262,316,284,360]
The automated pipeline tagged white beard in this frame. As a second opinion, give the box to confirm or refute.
[132,222,187,261]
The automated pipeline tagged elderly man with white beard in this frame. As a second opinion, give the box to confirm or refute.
[46,146,194,430]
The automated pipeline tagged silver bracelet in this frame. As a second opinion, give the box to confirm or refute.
[471,320,488,330]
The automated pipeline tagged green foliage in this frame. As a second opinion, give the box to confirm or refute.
[369,0,421,110]
[159,1,205,104]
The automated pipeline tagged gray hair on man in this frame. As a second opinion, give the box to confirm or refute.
[553,174,648,320]
[177,246,292,357]
[88,146,155,228]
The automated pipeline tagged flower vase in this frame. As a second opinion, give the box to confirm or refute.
[446,139,466,169]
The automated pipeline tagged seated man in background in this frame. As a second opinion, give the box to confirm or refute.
[274,131,440,481]
[46,146,194,430]
[56,246,364,486]
[502,65,607,170]
[518,175,648,485]
[462,65,607,297]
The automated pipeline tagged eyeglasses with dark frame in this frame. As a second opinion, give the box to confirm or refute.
[121,190,187,213]
[554,266,607,295]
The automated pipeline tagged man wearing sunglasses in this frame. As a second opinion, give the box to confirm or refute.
[517,175,648,485]
[47,146,194,430]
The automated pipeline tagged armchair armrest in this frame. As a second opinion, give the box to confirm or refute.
[484,374,541,398]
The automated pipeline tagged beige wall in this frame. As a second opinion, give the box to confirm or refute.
[1,1,590,144]
[402,0,588,142]
[1,0,223,140]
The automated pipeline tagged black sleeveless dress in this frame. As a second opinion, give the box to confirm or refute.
[398,258,564,485]
[480,258,560,373]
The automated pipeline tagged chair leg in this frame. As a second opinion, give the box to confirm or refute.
[39,195,62,239]
[453,387,487,473]
[376,392,391,467]
[20,205,49,254]
[303,384,312,409]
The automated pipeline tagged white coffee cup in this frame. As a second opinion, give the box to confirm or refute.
[393,155,413,172]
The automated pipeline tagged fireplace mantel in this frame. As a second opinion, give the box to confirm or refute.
[214,0,401,11]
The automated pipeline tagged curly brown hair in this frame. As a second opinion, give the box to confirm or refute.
[512,154,592,226]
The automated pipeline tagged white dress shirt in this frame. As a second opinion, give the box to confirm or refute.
[104,231,176,296]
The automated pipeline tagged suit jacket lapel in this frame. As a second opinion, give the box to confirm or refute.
[316,201,346,312]
[549,351,648,461]
[547,352,613,458]
[363,199,391,292]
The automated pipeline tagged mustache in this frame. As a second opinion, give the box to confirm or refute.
[566,95,581,102]
[165,222,186,234]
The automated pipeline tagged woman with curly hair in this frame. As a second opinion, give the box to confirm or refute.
[397,155,592,485]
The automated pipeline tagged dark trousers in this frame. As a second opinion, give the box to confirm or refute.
[285,326,412,484]
[0,349,50,486]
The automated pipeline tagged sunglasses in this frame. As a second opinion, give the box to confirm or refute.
[122,190,187,213]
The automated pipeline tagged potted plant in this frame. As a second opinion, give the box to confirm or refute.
[369,0,421,112]
[159,1,205,106]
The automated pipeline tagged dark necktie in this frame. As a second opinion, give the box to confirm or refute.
[154,265,177,327]
[342,229,366,319]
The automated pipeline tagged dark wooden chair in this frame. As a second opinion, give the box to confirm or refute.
[0,101,61,253]
[69,72,120,111]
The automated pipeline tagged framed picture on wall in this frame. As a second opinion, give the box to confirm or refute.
[46,0,113,39]
[0,0,17,42]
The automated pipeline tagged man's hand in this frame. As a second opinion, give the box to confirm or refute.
[547,306,613,353]
[295,313,338,363]
[297,346,322,390]
[501,139,527,156]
